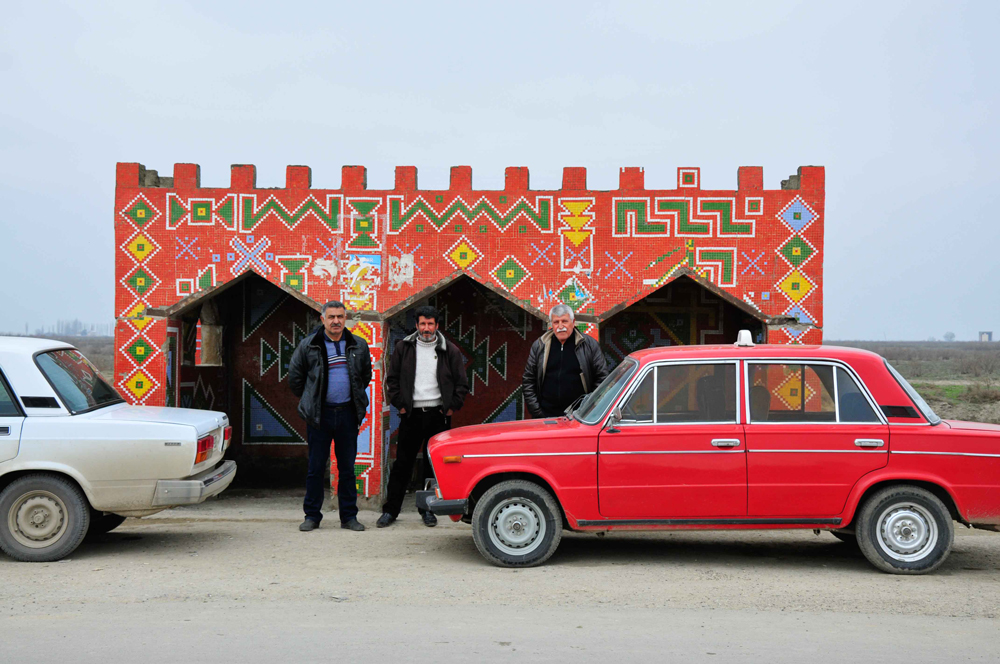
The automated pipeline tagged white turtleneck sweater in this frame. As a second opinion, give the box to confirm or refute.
[412,335,443,408]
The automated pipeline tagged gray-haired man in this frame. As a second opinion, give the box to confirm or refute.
[522,304,609,419]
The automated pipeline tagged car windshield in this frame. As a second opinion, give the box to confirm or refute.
[884,360,941,425]
[35,349,123,414]
[574,358,639,424]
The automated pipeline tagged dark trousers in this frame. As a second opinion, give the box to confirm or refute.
[382,407,449,517]
[304,403,358,524]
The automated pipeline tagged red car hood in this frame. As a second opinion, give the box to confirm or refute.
[432,416,585,447]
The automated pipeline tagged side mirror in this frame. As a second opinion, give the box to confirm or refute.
[605,407,622,433]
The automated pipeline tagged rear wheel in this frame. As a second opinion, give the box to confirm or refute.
[856,485,954,575]
[0,474,90,562]
[472,480,562,568]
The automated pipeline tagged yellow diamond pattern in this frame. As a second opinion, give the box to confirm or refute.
[449,241,478,269]
[126,303,151,331]
[775,373,815,410]
[126,371,154,400]
[127,234,155,262]
[778,270,813,303]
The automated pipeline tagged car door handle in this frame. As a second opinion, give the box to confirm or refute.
[854,439,885,448]
[0,426,8,436]
[711,439,741,448]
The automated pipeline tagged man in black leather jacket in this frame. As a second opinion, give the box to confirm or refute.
[289,301,372,532]
[522,304,609,418]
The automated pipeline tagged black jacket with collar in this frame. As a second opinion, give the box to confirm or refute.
[288,325,372,429]
[522,328,609,419]
[385,331,469,415]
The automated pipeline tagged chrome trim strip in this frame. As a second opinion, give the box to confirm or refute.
[462,452,596,458]
[600,449,744,455]
[748,449,887,453]
[577,517,843,527]
[891,450,1000,458]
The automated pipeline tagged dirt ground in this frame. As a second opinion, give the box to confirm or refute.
[4,490,1000,617]
[3,490,1000,662]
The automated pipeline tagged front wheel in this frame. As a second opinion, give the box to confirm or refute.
[0,474,91,562]
[472,480,562,568]
[856,485,954,574]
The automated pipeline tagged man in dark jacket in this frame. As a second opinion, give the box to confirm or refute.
[523,304,609,418]
[379,305,469,528]
[288,301,372,532]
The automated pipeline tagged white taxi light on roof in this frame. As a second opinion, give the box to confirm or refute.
[735,330,755,347]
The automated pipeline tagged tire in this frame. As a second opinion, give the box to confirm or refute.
[0,474,91,562]
[86,512,127,538]
[830,529,857,544]
[471,480,563,568]
[856,485,954,575]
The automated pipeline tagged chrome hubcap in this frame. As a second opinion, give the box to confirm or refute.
[876,503,938,562]
[488,498,545,556]
[8,491,68,549]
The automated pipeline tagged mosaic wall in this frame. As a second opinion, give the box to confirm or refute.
[114,162,825,497]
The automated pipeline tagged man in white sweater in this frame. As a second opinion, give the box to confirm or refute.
[381,305,469,527]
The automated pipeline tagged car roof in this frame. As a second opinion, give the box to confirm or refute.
[629,343,886,364]
[0,336,76,354]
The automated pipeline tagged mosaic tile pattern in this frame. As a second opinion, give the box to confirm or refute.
[115,162,825,495]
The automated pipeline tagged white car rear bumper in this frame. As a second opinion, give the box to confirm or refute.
[151,460,237,507]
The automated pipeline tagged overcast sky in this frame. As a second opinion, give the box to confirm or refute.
[1,1,997,340]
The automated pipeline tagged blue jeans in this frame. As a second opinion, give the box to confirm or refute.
[304,403,358,524]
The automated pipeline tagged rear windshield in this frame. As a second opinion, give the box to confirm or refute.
[575,358,638,424]
[35,349,123,414]
[884,360,941,425]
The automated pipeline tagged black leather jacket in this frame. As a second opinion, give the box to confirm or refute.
[289,326,372,429]
[522,329,609,419]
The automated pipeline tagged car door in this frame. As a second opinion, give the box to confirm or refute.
[743,362,888,517]
[598,360,746,519]
[0,367,24,462]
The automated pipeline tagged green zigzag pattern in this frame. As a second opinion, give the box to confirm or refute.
[390,197,550,231]
[242,197,341,232]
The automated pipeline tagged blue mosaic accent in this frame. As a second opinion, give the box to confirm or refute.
[780,198,816,233]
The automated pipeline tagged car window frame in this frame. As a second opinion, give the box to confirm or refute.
[32,348,124,416]
[742,358,887,426]
[0,367,25,418]
[613,359,741,427]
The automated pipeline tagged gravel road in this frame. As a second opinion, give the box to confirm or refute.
[2,489,999,662]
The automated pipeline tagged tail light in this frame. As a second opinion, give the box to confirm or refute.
[195,434,214,464]
[223,426,232,449]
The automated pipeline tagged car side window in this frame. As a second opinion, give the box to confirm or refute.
[656,363,736,423]
[836,367,880,423]
[620,371,654,423]
[620,363,737,424]
[748,363,835,423]
[0,371,20,416]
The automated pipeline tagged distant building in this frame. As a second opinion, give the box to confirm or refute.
[114,162,825,497]
[980,331,993,342]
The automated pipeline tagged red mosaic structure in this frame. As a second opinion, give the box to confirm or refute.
[114,162,825,497]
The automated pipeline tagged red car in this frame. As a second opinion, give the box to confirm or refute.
[418,333,1000,574]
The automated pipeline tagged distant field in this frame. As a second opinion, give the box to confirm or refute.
[829,340,1000,424]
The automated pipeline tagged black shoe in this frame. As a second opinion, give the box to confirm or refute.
[341,519,365,531]
[422,511,437,527]
[299,519,319,532]
[376,513,396,528]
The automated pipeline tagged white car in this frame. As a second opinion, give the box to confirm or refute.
[0,337,236,562]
